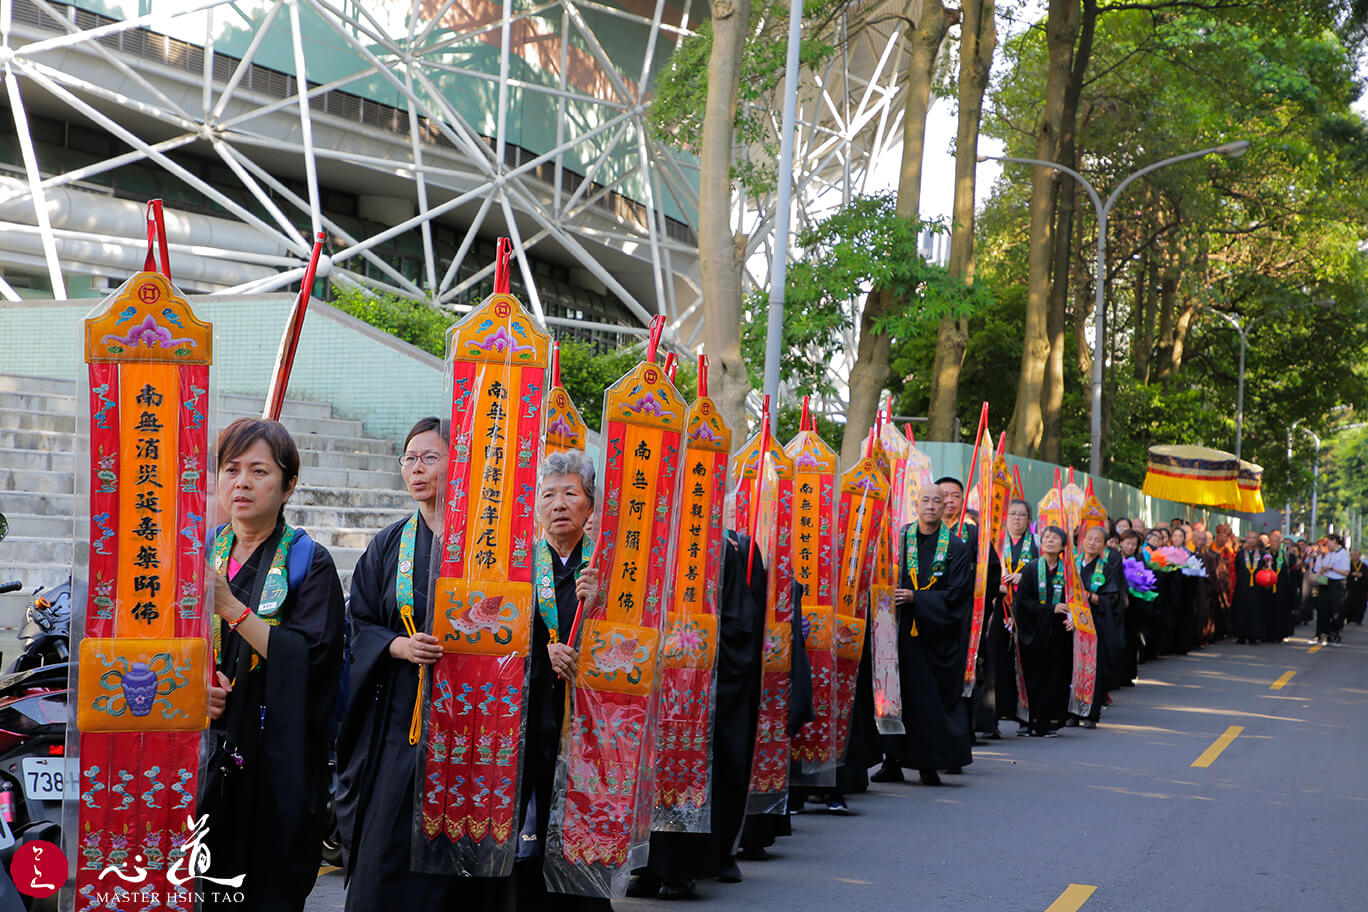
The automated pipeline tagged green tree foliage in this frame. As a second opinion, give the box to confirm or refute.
[647,1,840,195]
[330,286,453,357]
[971,1,1368,506]
[740,193,988,397]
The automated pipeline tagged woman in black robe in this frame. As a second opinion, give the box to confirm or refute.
[517,450,605,912]
[1168,527,1195,654]
[1264,533,1299,642]
[204,418,346,911]
[1231,531,1268,644]
[997,500,1036,730]
[1012,527,1073,737]
[336,418,465,909]
[1077,527,1122,729]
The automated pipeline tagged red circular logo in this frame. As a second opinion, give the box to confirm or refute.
[554,391,566,406]
[137,283,160,305]
[644,368,659,384]
[494,302,511,318]
[11,840,65,898]
[700,402,711,415]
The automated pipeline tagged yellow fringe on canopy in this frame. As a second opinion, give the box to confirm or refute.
[1143,445,1240,507]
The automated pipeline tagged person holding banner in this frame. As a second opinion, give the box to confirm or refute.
[337,417,473,909]
[998,499,1036,732]
[1012,527,1074,737]
[520,449,606,911]
[1076,526,1123,729]
[204,418,347,910]
[883,483,973,785]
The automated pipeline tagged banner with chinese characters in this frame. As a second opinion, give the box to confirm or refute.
[1060,478,1098,720]
[964,431,999,697]
[831,441,888,760]
[544,343,587,456]
[545,324,683,898]
[733,430,795,815]
[67,269,214,912]
[414,261,549,878]
[872,413,911,734]
[651,359,730,834]
[786,407,839,781]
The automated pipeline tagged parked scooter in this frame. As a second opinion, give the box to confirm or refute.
[0,579,69,911]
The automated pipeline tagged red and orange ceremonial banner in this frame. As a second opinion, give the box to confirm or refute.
[68,248,213,911]
[873,410,912,734]
[545,320,682,896]
[787,403,839,779]
[1002,466,1031,723]
[544,343,588,456]
[1079,480,1107,538]
[1039,473,1097,720]
[416,241,549,877]
[831,436,888,759]
[733,425,795,815]
[963,430,998,696]
[652,358,731,833]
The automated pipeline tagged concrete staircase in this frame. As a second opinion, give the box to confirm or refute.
[0,372,413,624]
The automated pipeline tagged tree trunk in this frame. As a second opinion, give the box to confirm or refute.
[1135,243,1156,383]
[927,0,997,442]
[840,0,956,466]
[1006,0,1076,457]
[698,0,752,444]
[1038,0,1094,464]
[1152,262,1178,385]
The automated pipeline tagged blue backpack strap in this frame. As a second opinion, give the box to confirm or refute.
[286,530,352,741]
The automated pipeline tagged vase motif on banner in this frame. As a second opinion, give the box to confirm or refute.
[71,271,214,912]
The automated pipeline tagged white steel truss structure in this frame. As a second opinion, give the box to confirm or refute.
[0,0,916,353]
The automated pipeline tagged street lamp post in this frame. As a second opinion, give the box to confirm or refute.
[979,140,1249,477]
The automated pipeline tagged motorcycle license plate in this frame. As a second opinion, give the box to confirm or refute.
[21,757,76,801]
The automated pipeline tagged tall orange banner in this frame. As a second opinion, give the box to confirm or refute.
[652,365,731,832]
[546,328,684,897]
[786,415,840,778]
[416,280,549,877]
[70,270,214,911]
[732,432,795,815]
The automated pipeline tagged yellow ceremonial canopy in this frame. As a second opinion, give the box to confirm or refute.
[1141,444,1239,507]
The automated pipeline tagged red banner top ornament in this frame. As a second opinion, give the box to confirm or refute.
[545,343,588,455]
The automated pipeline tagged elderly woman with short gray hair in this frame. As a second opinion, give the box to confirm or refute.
[511,449,609,910]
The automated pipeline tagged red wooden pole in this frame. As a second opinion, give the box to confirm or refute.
[264,231,326,421]
[957,402,990,535]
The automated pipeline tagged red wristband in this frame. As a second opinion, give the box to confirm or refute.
[228,605,252,630]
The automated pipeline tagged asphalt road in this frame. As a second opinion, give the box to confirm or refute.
[308,623,1367,911]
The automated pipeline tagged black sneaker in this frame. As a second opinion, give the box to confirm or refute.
[870,762,905,783]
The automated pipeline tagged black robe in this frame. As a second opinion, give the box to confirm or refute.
[514,538,610,911]
[1263,548,1298,642]
[1348,558,1368,626]
[996,535,1036,722]
[1013,558,1069,734]
[201,521,346,912]
[960,523,1003,735]
[893,524,973,771]
[1231,549,1267,641]
[643,533,766,882]
[1079,551,1123,722]
[336,515,466,908]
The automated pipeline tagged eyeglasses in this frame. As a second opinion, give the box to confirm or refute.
[399,452,443,468]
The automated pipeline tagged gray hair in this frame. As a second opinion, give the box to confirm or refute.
[539,449,597,505]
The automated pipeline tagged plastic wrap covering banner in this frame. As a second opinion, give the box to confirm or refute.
[544,344,587,457]
[786,426,840,781]
[732,433,794,815]
[68,271,213,912]
[413,286,549,877]
[873,420,912,734]
[832,455,888,758]
[963,433,999,697]
[651,380,731,833]
[544,351,683,897]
